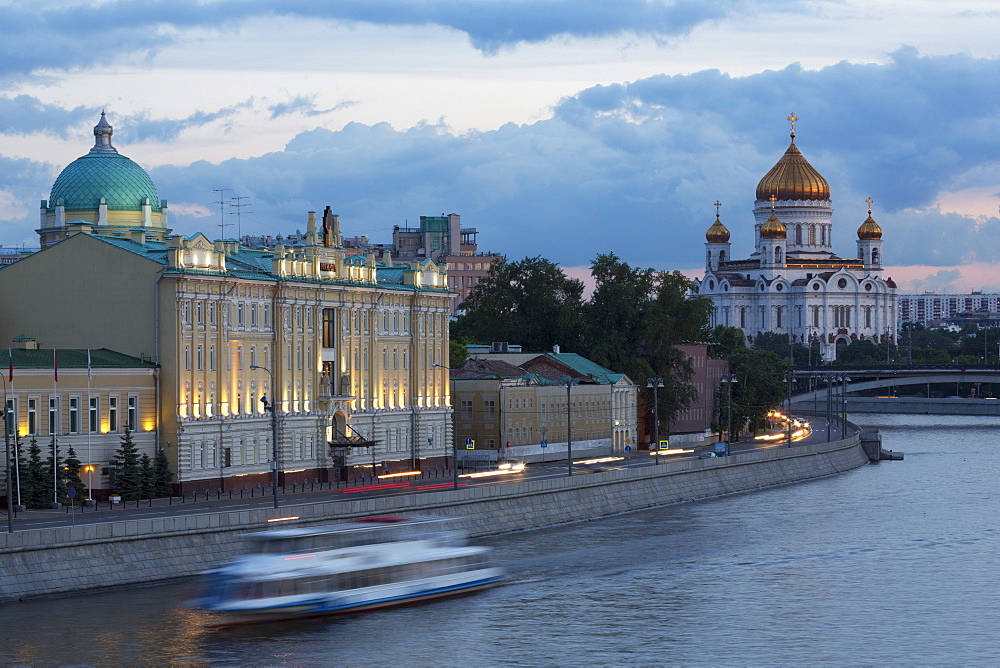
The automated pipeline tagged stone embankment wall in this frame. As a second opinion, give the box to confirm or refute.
[843,396,1000,416]
[0,435,868,603]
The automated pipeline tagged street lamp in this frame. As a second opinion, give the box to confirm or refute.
[646,377,664,465]
[0,373,13,532]
[565,377,574,477]
[249,365,280,509]
[720,374,737,456]
[785,370,794,447]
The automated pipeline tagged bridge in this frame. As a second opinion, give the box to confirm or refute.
[789,364,1000,415]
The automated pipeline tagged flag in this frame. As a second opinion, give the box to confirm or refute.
[7,348,12,383]
[87,349,92,381]
[53,348,58,383]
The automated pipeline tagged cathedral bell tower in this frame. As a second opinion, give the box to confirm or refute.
[856,197,884,271]
[704,200,731,271]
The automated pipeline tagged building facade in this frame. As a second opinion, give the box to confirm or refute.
[897,292,1000,327]
[451,352,639,461]
[694,117,898,361]
[0,115,454,494]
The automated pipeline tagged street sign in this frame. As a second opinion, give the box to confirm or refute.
[540,439,547,448]
[625,445,632,453]
[464,437,473,445]
[466,439,475,449]
[66,487,76,498]
[625,438,631,444]
[659,440,670,450]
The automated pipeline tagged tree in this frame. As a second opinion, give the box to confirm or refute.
[153,446,173,497]
[753,332,811,365]
[728,349,789,434]
[449,339,469,369]
[63,446,88,502]
[114,426,142,501]
[453,256,585,352]
[23,437,49,509]
[45,436,67,505]
[708,325,747,360]
[139,453,153,499]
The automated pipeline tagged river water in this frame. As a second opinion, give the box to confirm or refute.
[2,414,997,666]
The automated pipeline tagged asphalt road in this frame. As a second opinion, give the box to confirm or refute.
[3,414,846,532]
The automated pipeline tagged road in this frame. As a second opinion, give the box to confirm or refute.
[3,414,849,532]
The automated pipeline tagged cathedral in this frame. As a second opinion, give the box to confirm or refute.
[694,116,897,362]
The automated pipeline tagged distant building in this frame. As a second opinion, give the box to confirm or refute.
[245,213,501,314]
[898,292,1000,327]
[668,344,730,444]
[450,351,639,462]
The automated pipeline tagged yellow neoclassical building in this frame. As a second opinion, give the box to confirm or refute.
[0,114,453,493]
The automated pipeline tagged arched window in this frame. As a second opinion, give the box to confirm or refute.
[872,248,880,266]
[795,224,802,245]
[774,246,783,264]
[719,250,727,262]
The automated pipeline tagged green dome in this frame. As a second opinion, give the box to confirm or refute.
[49,152,161,211]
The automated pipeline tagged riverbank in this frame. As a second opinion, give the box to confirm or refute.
[0,433,867,602]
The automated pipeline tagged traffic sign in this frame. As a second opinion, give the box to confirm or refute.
[625,445,632,453]
[659,440,670,450]
[66,487,76,498]
[466,439,475,449]
[540,439,547,448]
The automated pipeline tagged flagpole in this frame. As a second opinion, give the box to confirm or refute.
[8,349,19,508]
[53,348,57,506]
[87,349,92,500]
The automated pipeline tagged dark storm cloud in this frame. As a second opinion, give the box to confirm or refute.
[3,49,1000,272]
[0,0,805,78]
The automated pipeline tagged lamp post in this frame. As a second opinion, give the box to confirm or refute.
[720,374,737,456]
[0,373,13,532]
[431,363,458,489]
[785,370,794,447]
[565,377,574,477]
[646,377,664,465]
[250,365,279,509]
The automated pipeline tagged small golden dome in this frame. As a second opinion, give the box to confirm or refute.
[760,213,787,239]
[755,135,830,202]
[706,216,730,243]
[858,214,882,240]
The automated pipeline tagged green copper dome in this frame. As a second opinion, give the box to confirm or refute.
[48,112,161,212]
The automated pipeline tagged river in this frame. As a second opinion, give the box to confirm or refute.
[1,414,997,665]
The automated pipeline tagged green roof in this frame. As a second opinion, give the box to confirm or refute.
[6,348,156,370]
[49,152,161,212]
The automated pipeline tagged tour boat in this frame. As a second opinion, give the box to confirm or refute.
[190,515,504,625]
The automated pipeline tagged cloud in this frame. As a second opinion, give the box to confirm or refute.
[0,0,811,79]
[268,96,358,120]
[3,48,1000,279]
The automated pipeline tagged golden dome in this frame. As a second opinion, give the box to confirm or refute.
[760,213,787,239]
[706,216,730,243]
[755,135,831,202]
[857,213,882,240]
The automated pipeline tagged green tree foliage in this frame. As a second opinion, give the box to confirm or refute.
[139,453,153,499]
[63,446,88,502]
[583,253,713,431]
[449,339,469,369]
[708,325,747,359]
[453,256,585,352]
[23,437,49,509]
[753,332,812,365]
[900,322,958,363]
[153,446,174,497]
[45,437,67,505]
[114,426,142,501]
[833,339,895,365]
[727,349,790,433]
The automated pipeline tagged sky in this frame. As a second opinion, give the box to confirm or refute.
[2,0,1000,293]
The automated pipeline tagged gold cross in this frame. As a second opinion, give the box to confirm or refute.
[770,194,777,211]
[714,200,722,217]
[787,112,798,133]
[866,197,874,215]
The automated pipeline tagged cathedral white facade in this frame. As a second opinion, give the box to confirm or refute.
[694,117,897,362]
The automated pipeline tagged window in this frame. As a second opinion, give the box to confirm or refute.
[27,398,36,435]
[461,400,473,419]
[185,346,191,371]
[69,397,79,434]
[48,397,58,435]
[89,397,99,433]
[250,346,256,369]
[6,398,15,437]
[109,396,119,432]
[251,303,258,327]
[127,396,137,431]
[210,345,216,371]
[197,345,203,371]
[323,309,336,348]
[209,303,216,325]
[237,303,245,327]
[196,302,203,324]
[484,400,496,419]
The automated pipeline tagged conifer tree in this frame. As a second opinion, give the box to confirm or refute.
[12,434,25,508]
[24,437,49,509]
[46,437,67,504]
[63,446,88,502]
[139,453,153,500]
[114,426,142,501]
[153,447,173,498]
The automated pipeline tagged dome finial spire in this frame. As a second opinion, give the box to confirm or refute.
[787,112,798,140]
[90,111,117,155]
[866,196,874,215]
[714,200,722,217]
